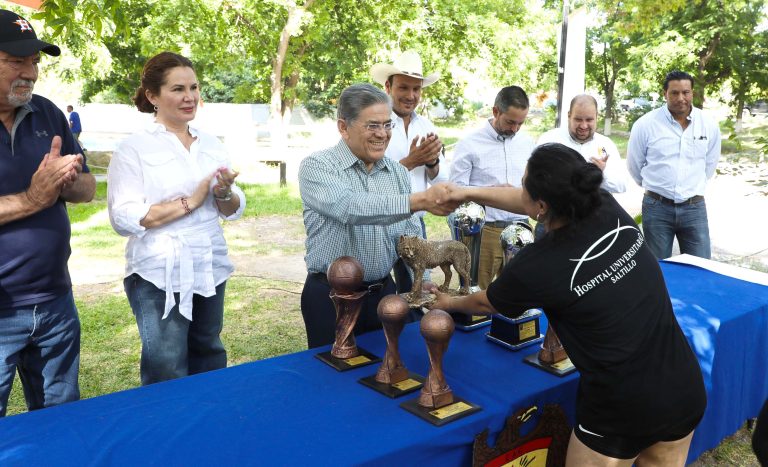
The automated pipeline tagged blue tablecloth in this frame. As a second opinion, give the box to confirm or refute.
[0,261,765,466]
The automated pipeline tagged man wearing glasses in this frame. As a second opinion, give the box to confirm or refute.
[371,50,447,294]
[298,83,455,348]
[0,10,95,416]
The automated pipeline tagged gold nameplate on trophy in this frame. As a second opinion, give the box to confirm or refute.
[485,309,544,351]
[519,320,537,340]
[345,355,371,365]
[393,378,422,391]
[316,348,381,372]
[551,358,575,372]
[430,401,473,419]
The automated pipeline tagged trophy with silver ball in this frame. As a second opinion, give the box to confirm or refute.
[448,202,491,330]
[486,222,545,350]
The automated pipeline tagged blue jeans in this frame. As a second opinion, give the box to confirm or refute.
[641,195,711,259]
[0,291,81,417]
[124,274,227,386]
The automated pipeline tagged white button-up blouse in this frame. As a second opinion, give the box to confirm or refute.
[107,122,245,320]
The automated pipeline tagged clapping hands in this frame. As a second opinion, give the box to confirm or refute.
[26,136,83,208]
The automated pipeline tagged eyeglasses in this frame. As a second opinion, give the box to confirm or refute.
[361,121,396,132]
[0,56,47,71]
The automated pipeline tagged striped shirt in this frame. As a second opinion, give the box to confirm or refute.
[627,105,721,202]
[450,119,533,222]
[299,139,422,281]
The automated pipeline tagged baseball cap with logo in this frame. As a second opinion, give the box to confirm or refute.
[0,10,60,57]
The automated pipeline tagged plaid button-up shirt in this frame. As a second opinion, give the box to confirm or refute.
[299,139,422,281]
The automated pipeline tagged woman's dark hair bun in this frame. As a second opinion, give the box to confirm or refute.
[571,163,603,194]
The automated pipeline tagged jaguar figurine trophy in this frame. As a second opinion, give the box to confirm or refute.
[397,235,471,309]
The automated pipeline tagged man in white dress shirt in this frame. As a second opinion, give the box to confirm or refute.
[627,71,721,259]
[371,50,447,292]
[537,94,627,194]
[450,86,534,289]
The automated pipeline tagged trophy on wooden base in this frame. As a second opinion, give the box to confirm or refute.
[486,222,544,350]
[523,325,576,377]
[315,256,381,371]
[359,294,424,397]
[400,309,481,426]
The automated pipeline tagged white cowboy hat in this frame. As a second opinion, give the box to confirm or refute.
[370,50,440,87]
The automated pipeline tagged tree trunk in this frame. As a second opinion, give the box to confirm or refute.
[735,95,745,133]
[695,33,721,108]
[604,78,615,136]
[268,0,315,146]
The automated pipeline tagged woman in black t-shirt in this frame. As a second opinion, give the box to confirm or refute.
[434,143,706,466]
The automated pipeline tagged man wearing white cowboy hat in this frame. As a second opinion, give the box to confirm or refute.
[0,9,95,416]
[370,50,447,293]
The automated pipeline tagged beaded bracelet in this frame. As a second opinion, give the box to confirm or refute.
[180,197,192,215]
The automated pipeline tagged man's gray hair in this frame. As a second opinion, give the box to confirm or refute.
[337,83,390,122]
[494,85,529,113]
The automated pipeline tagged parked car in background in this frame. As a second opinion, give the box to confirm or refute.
[745,100,768,117]
[619,97,653,111]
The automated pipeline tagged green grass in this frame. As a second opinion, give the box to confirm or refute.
[222,277,306,363]
[442,136,459,147]
[67,181,107,224]
[240,182,303,217]
[5,275,305,416]
[423,212,453,241]
[68,181,304,225]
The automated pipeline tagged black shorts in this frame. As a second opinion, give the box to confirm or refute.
[573,413,702,460]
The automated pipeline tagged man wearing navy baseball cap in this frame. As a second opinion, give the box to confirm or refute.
[0,9,95,417]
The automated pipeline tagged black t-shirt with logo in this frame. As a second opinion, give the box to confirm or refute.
[487,192,706,437]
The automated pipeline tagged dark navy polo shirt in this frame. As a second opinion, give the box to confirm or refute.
[0,94,88,309]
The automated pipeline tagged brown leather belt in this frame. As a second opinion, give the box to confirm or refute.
[645,190,704,206]
[310,272,389,293]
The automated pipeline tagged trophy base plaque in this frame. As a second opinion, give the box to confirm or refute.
[486,332,543,351]
[358,372,425,398]
[523,353,577,377]
[485,309,544,351]
[315,347,381,371]
[400,396,482,426]
[451,312,492,331]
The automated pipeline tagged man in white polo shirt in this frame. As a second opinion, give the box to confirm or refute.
[538,94,627,194]
[450,86,534,289]
[371,50,447,292]
[627,70,721,259]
